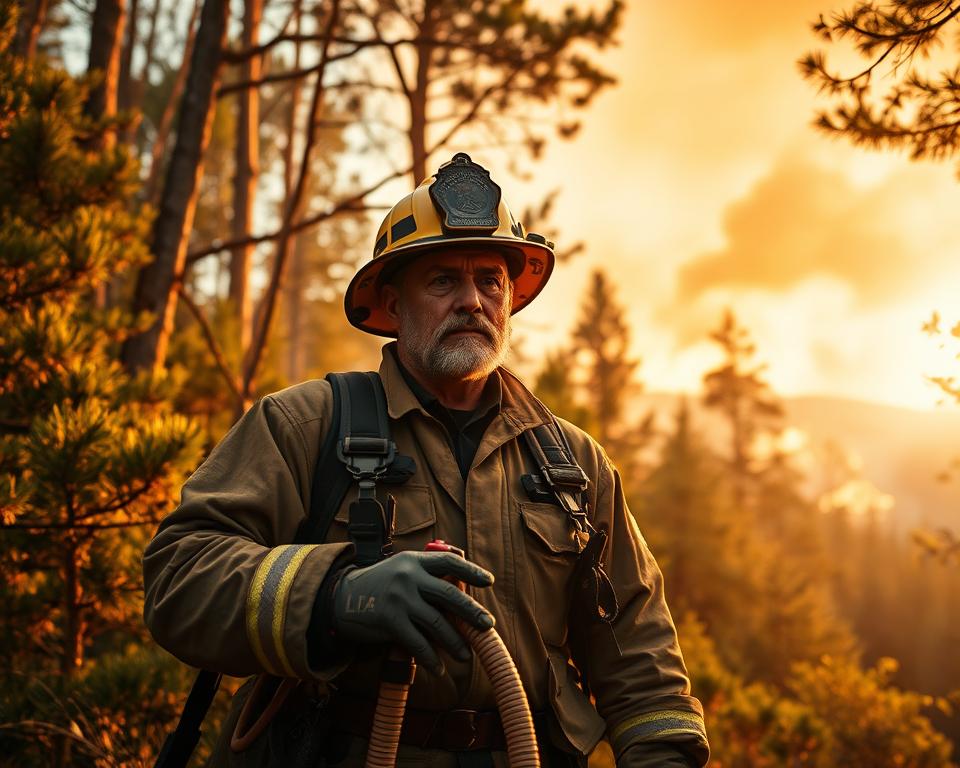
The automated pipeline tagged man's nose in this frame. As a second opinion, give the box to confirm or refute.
[452,278,483,312]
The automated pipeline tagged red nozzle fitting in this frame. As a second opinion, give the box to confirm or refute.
[425,539,465,558]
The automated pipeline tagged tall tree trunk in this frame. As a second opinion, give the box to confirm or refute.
[230,0,263,360]
[85,0,126,149]
[241,0,340,401]
[283,2,305,384]
[122,0,229,375]
[14,0,49,60]
[117,0,140,145]
[54,537,82,768]
[61,542,82,679]
[285,233,305,382]
[133,0,167,157]
[408,2,436,185]
[143,0,200,205]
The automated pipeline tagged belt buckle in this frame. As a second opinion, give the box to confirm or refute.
[437,708,478,750]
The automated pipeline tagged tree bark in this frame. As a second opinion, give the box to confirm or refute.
[285,233,305,382]
[132,0,166,157]
[241,0,340,400]
[117,0,140,145]
[408,1,437,185]
[122,0,229,375]
[230,0,263,361]
[85,0,126,148]
[283,1,305,384]
[14,0,49,61]
[61,541,82,679]
[144,0,201,206]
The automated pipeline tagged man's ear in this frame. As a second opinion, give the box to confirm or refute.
[381,283,401,325]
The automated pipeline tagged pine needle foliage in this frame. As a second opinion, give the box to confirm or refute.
[800,0,960,173]
[0,0,200,696]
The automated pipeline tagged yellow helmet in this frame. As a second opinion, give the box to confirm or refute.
[344,153,555,337]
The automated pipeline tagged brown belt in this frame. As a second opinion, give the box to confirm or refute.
[330,694,509,752]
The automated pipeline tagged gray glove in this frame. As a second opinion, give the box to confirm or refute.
[332,550,495,675]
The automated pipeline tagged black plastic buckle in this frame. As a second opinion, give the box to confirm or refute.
[541,463,588,492]
[337,438,396,484]
[538,462,590,527]
[341,436,390,456]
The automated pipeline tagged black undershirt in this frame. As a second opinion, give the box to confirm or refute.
[393,354,500,479]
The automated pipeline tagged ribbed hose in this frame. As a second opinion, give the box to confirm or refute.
[363,679,410,768]
[364,624,540,768]
[459,623,541,768]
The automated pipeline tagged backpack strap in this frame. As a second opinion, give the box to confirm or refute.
[521,418,619,629]
[521,421,592,536]
[296,376,347,545]
[330,372,397,566]
[297,371,416,554]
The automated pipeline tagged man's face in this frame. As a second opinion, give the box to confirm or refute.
[383,250,513,382]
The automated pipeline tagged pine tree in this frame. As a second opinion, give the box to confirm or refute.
[533,347,595,434]
[702,308,784,510]
[0,9,199,760]
[570,269,650,476]
[354,0,623,184]
[637,399,745,624]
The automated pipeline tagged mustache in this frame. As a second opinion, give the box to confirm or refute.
[436,313,497,342]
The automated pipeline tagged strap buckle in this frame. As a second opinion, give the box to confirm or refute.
[538,461,591,531]
[427,709,478,750]
[337,437,396,493]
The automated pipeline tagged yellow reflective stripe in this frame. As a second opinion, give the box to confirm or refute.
[270,544,317,677]
[610,709,707,751]
[246,546,288,674]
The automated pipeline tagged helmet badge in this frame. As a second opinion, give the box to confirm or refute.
[429,152,502,234]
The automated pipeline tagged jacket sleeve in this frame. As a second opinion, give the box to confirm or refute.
[581,455,709,767]
[143,386,354,681]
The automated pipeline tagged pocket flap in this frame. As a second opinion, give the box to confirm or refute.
[519,502,583,555]
[334,484,436,535]
[547,647,606,756]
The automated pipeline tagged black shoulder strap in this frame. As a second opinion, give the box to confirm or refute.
[521,417,619,629]
[330,372,397,566]
[298,372,399,555]
[296,374,347,545]
[522,419,592,535]
[153,669,221,768]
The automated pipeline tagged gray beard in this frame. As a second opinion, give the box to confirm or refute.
[397,308,510,381]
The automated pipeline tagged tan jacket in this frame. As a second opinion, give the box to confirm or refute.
[143,345,708,766]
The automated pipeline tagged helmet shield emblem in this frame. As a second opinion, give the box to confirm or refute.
[429,153,502,233]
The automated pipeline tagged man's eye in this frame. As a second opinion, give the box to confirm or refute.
[432,275,453,286]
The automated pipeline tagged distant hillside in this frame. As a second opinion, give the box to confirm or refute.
[631,393,960,532]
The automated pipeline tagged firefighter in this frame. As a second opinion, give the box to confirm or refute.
[143,153,709,767]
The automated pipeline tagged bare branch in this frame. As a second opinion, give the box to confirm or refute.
[241,0,343,396]
[176,286,244,406]
[183,178,402,264]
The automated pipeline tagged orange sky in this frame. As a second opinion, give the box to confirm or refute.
[488,0,960,411]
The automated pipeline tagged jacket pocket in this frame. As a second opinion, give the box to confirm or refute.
[519,502,584,555]
[332,483,437,551]
[546,646,607,757]
[518,502,584,646]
